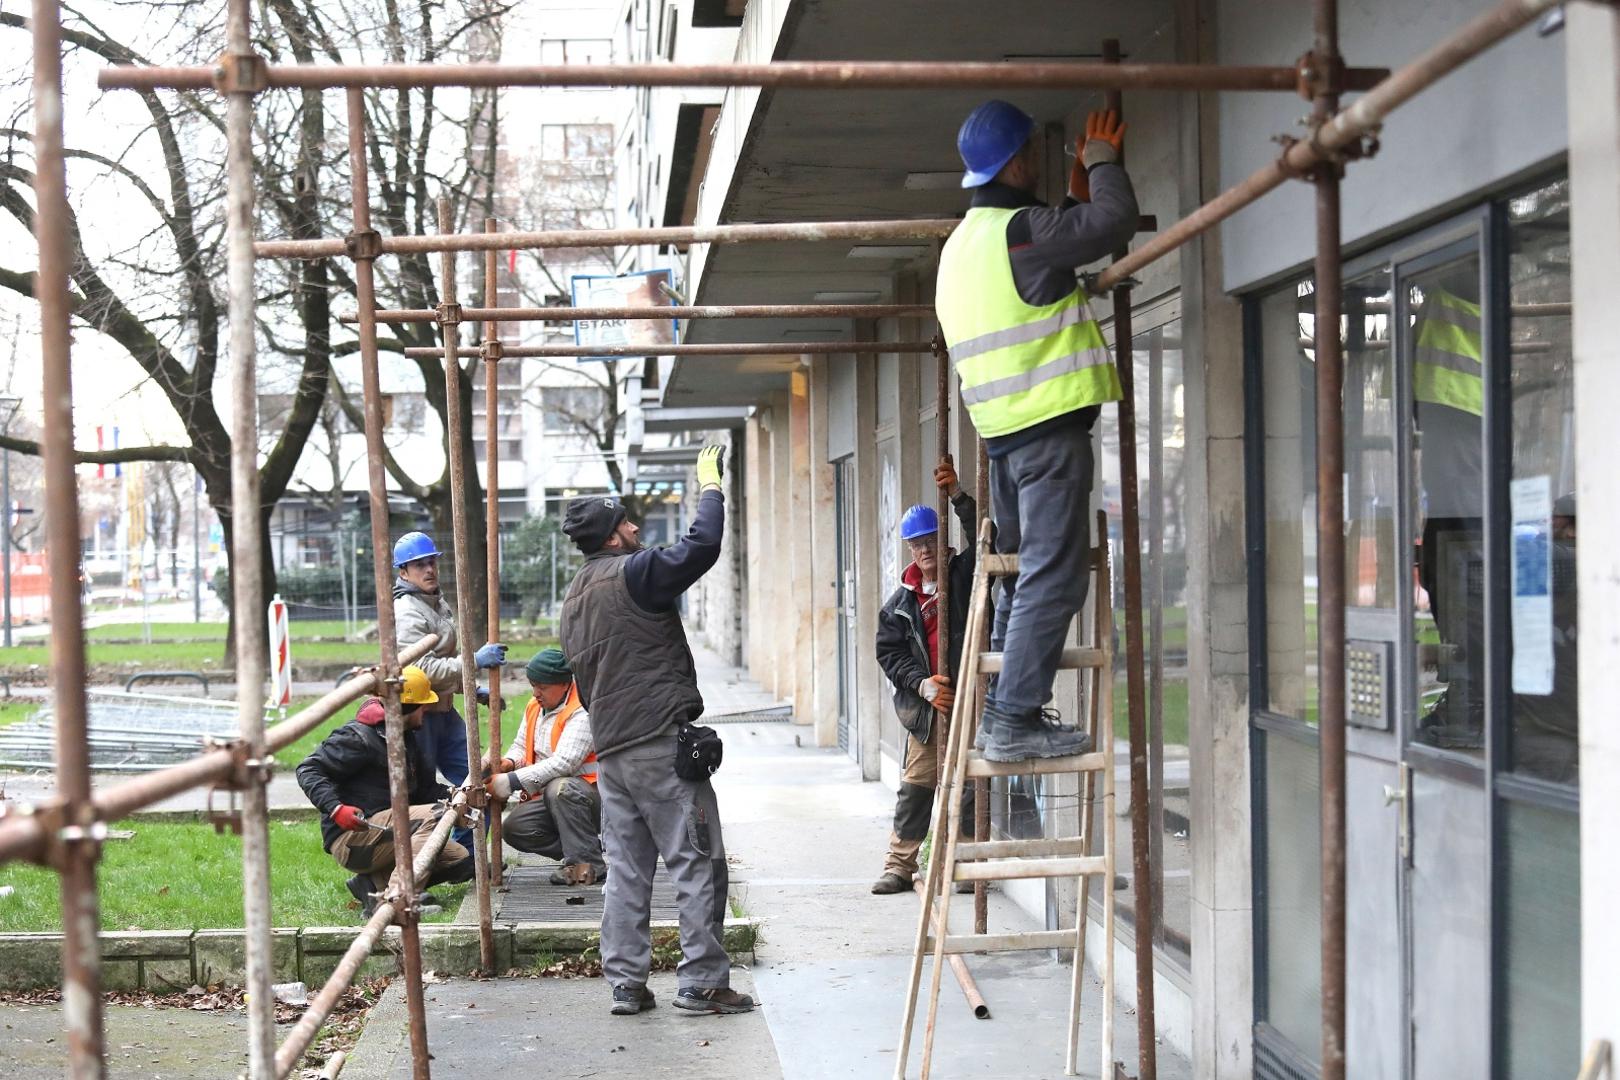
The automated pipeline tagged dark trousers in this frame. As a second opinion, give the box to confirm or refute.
[987,421,1096,715]
[501,775,607,875]
[422,707,472,848]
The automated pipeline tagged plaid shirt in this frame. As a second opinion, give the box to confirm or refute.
[504,701,596,794]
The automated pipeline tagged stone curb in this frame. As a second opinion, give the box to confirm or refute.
[0,918,761,992]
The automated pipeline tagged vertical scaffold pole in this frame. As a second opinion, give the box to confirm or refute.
[33,0,105,1074]
[933,335,952,778]
[1102,36,1157,1080]
[437,196,495,972]
[973,436,991,939]
[483,219,505,888]
[346,87,435,1080]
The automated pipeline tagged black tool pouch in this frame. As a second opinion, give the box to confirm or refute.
[675,721,724,781]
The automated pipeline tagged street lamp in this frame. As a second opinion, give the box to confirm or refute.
[0,395,22,648]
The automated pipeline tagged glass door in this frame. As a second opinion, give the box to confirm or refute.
[833,456,857,757]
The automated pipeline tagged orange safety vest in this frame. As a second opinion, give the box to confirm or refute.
[520,682,598,784]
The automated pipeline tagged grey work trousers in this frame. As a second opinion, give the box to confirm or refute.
[988,419,1096,715]
[500,775,607,875]
[596,731,731,990]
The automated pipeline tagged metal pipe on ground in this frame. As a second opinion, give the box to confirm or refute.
[436,196,495,973]
[342,303,939,324]
[345,86,434,1080]
[482,219,504,889]
[1312,3,1347,1077]
[98,58,1392,94]
[32,0,105,1071]
[257,219,958,261]
[1092,0,1565,295]
[404,341,936,359]
[1103,37,1157,1080]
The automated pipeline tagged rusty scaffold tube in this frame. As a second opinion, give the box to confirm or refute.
[972,436,990,940]
[32,0,106,1073]
[436,196,496,973]
[344,86,436,1080]
[343,303,939,324]
[1312,2,1347,1077]
[1092,0,1566,296]
[221,0,277,1071]
[1103,36,1157,1080]
[97,58,1392,94]
[406,341,936,359]
[256,219,958,260]
[483,220,505,889]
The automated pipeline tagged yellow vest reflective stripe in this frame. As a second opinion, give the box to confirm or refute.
[1413,288,1482,417]
[935,206,1120,438]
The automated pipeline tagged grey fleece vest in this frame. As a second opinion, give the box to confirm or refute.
[560,552,704,757]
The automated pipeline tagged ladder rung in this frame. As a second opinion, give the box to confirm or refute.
[978,647,1105,673]
[953,836,1090,861]
[926,928,1078,954]
[982,553,1019,576]
[964,749,1106,778]
[952,855,1106,882]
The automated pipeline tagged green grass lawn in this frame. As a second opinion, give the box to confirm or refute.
[0,699,39,728]
[85,619,357,643]
[1112,674,1190,748]
[0,819,469,932]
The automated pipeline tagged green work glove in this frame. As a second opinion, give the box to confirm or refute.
[696,445,725,491]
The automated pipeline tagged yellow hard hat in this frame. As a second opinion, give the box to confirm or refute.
[400,666,439,706]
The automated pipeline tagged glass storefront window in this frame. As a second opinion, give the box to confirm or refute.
[1500,800,1581,1078]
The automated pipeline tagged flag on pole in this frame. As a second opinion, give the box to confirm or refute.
[95,427,105,478]
[507,248,517,274]
[267,594,292,709]
[112,427,121,478]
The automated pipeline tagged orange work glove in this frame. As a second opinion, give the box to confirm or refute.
[933,456,960,498]
[919,675,955,716]
[1081,109,1126,168]
[1068,136,1091,202]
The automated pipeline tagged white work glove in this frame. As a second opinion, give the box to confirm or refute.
[485,771,520,801]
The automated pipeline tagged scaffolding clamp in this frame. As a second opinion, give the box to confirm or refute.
[435,302,463,327]
[1082,270,1139,294]
[214,51,269,95]
[344,229,384,262]
[1294,49,1346,101]
[479,339,505,363]
[37,800,107,871]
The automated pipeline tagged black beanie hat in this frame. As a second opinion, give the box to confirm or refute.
[563,495,627,554]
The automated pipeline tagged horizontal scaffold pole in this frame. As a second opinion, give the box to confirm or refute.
[403,341,936,359]
[99,59,1391,94]
[257,218,957,260]
[343,303,938,324]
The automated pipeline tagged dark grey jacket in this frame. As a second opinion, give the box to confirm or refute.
[560,554,705,757]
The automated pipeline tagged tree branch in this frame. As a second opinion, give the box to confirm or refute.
[0,433,192,465]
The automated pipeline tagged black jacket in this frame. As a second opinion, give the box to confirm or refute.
[875,492,979,744]
[295,698,448,851]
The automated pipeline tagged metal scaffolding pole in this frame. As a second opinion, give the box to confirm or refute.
[482,219,505,889]
[1311,3,1347,1077]
[33,0,105,1073]
[436,196,496,972]
[405,341,936,359]
[345,86,435,1080]
[343,302,939,324]
[98,58,1392,94]
[222,0,275,1071]
[1102,37,1157,1080]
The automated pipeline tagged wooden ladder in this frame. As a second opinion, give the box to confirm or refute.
[895,513,1117,1079]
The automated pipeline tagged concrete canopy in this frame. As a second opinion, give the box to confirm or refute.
[663,0,1174,408]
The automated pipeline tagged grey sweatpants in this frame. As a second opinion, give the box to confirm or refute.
[500,775,606,875]
[988,417,1096,715]
[597,731,731,990]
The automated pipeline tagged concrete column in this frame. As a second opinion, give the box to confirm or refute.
[768,391,793,700]
[1567,2,1620,1055]
[744,415,766,681]
[853,354,884,780]
[788,369,815,724]
[807,357,842,746]
[1179,1,1253,1074]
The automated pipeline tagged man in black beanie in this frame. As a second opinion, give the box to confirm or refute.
[560,445,753,1017]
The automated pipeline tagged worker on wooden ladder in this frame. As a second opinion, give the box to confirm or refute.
[872,460,979,895]
[935,100,1138,762]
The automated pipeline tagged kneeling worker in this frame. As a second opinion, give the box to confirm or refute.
[873,459,978,895]
[485,647,607,886]
[295,665,474,917]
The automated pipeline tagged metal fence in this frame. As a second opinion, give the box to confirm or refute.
[2,0,1576,1076]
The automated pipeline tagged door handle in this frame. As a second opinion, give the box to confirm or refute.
[1383,783,1404,807]
[1386,763,1413,863]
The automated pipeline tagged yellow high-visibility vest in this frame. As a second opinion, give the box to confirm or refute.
[935,207,1120,439]
[1413,288,1483,417]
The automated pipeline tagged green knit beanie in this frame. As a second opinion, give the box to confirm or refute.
[525,647,572,685]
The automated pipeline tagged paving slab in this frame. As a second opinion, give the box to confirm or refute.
[0,1002,290,1079]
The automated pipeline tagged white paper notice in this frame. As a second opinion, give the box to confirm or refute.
[1510,476,1554,695]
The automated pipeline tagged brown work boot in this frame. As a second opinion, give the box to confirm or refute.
[549,863,597,886]
[673,986,755,1014]
[871,872,914,895]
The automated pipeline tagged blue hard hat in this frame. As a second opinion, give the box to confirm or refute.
[957,100,1036,188]
[392,531,442,568]
[900,505,939,541]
